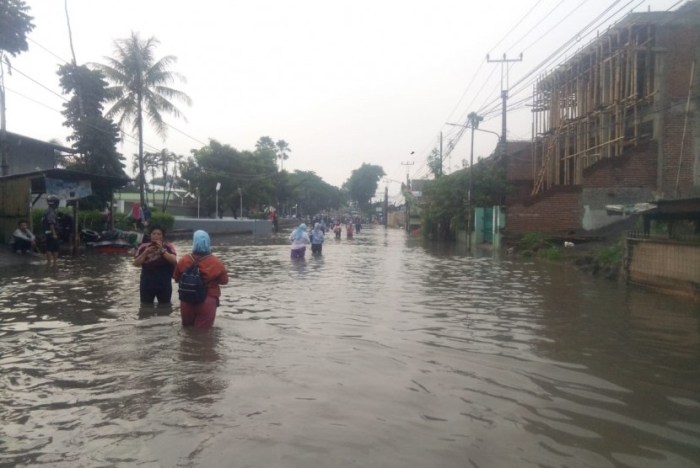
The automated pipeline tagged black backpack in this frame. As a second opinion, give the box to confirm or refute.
[178,254,209,304]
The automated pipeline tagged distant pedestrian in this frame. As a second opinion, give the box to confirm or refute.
[310,222,325,255]
[289,223,310,259]
[42,195,60,266]
[173,230,229,329]
[130,202,145,230]
[346,222,354,239]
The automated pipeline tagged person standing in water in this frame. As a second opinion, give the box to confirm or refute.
[42,195,60,266]
[289,223,310,259]
[133,225,178,305]
[310,222,325,255]
[173,230,229,329]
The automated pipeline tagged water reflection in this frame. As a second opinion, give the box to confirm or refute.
[0,226,699,467]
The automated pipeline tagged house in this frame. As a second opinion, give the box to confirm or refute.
[0,132,130,246]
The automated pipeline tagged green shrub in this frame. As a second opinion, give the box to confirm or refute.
[520,232,548,251]
[597,243,624,268]
[30,208,174,234]
[539,246,563,261]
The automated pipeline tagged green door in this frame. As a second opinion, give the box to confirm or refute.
[482,207,493,243]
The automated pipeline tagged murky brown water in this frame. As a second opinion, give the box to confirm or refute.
[1,226,699,467]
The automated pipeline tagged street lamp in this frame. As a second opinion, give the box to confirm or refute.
[466,112,483,250]
[215,182,221,218]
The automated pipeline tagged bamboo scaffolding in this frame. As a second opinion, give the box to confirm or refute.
[531,22,657,196]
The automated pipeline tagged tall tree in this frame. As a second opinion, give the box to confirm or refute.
[427,147,443,177]
[142,148,181,212]
[344,163,385,213]
[0,0,35,175]
[95,32,191,207]
[275,139,291,171]
[58,64,126,179]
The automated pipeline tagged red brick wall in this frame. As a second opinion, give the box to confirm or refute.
[657,21,699,197]
[582,143,657,189]
[506,187,582,235]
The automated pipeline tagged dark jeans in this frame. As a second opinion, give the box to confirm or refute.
[311,243,323,255]
[140,286,173,304]
[13,237,32,253]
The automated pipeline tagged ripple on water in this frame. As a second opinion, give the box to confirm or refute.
[0,227,698,467]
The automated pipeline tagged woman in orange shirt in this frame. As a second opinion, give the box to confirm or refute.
[173,230,229,329]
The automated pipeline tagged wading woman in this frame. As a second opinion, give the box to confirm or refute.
[133,224,178,304]
[289,223,310,259]
[173,230,229,329]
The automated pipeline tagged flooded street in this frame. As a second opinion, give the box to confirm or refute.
[1,225,699,467]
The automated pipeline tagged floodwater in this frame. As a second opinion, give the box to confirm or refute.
[1,226,699,468]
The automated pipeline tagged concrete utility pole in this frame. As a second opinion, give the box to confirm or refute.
[402,158,414,232]
[486,53,523,157]
[383,185,388,228]
[439,132,443,176]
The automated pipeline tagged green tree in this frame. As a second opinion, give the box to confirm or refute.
[95,32,191,208]
[420,158,510,241]
[427,147,442,177]
[141,148,181,212]
[0,0,35,175]
[344,163,385,213]
[0,0,34,55]
[57,64,126,178]
[287,170,344,216]
[181,140,277,217]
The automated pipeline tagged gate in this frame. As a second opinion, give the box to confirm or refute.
[482,207,493,243]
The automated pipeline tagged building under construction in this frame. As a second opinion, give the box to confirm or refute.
[508,1,699,235]
[532,1,699,198]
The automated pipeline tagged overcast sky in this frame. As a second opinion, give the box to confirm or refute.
[5,0,684,198]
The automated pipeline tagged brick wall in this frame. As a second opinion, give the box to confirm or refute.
[506,187,582,235]
[657,20,699,197]
[582,143,657,189]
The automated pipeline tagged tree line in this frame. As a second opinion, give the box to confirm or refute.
[1,1,386,219]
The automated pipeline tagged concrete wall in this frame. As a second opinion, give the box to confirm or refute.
[626,239,700,299]
[172,217,272,236]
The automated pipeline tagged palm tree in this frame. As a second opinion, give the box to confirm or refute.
[95,32,191,207]
[276,139,291,171]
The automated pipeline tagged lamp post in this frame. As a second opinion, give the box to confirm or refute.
[447,116,501,249]
[215,182,221,218]
[467,112,483,249]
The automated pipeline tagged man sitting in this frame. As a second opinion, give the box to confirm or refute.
[12,220,37,254]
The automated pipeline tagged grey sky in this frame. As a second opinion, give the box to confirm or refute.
[6,0,683,200]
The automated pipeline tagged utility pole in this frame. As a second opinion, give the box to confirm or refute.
[402,158,414,232]
[383,185,388,228]
[439,132,443,176]
[486,53,522,157]
[402,159,414,190]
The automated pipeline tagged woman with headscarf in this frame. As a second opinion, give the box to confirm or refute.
[310,222,325,255]
[289,223,310,259]
[173,230,229,329]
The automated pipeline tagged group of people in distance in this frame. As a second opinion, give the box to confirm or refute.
[289,218,360,259]
[134,225,229,329]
